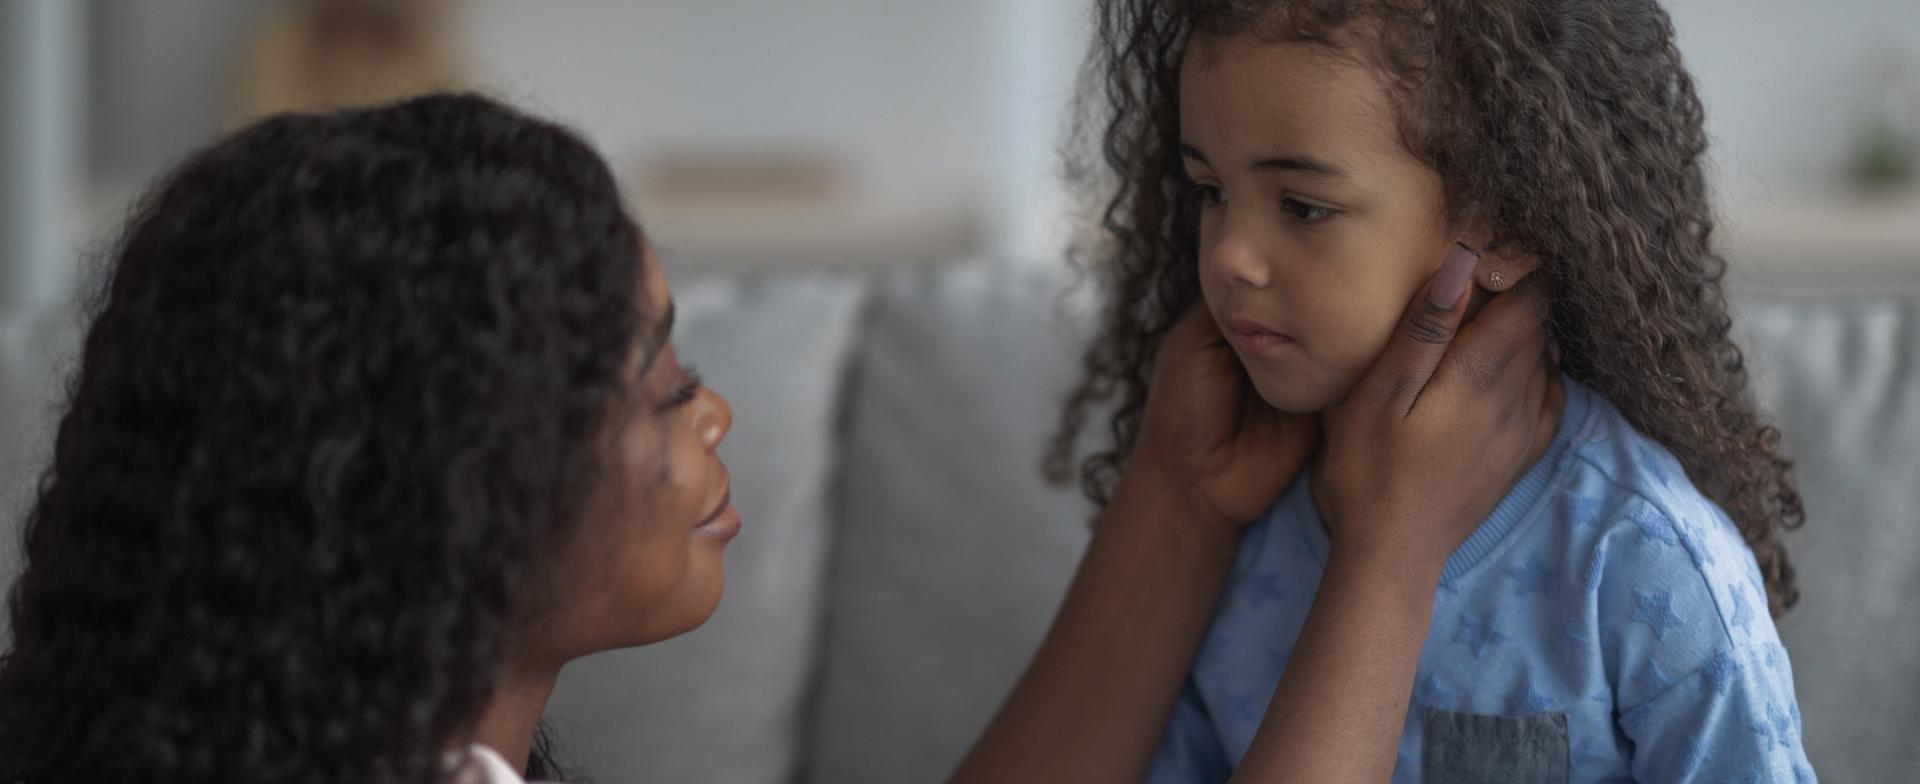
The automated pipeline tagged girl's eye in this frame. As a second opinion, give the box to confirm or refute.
[1282,197,1335,223]
[1188,183,1228,208]
[666,367,703,409]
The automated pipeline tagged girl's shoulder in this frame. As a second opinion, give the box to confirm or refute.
[1552,383,1773,638]
[1557,381,1738,543]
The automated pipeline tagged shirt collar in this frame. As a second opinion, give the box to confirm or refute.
[447,744,527,784]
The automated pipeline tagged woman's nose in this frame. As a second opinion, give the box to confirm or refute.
[695,386,732,451]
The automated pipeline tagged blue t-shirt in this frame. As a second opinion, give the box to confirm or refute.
[1148,375,1815,783]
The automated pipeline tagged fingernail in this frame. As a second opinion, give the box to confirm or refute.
[1429,242,1480,309]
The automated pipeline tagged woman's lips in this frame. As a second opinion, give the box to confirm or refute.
[694,490,741,541]
[1223,315,1295,355]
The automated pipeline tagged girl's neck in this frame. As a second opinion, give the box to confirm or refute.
[474,657,563,776]
[1308,367,1566,539]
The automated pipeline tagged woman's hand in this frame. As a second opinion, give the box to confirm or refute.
[1316,247,1556,564]
[1233,245,1557,784]
[958,293,1318,784]
[1132,304,1321,528]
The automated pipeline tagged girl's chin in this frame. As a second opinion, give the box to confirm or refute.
[1248,374,1343,415]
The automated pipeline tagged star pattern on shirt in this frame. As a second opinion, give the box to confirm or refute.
[1453,610,1507,658]
[1769,703,1798,749]
[1226,689,1271,726]
[1417,673,1462,708]
[1701,647,1743,695]
[1506,555,1559,597]
[1550,619,1588,658]
[1633,511,1681,548]
[1764,643,1785,673]
[1505,677,1558,715]
[1634,658,1675,696]
[1750,713,1781,752]
[1750,703,1798,753]
[1246,571,1289,604]
[1727,582,1755,634]
[1567,495,1606,528]
[1631,588,1686,640]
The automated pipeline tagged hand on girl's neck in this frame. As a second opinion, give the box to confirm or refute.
[1307,361,1566,539]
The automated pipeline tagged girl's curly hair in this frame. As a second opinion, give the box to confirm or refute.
[1045,0,1805,615]
[0,93,650,782]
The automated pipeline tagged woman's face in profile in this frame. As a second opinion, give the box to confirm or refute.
[539,243,740,657]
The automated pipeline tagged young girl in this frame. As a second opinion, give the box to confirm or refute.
[1051,0,1814,781]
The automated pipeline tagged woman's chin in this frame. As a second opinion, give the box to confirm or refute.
[623,562,727,647]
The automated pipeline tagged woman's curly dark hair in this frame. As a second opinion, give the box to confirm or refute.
[1045,0,1805,615]
[0,93,651,782]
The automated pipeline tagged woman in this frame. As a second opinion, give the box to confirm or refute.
[0,94,1547,783]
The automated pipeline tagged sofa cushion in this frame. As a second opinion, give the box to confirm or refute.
[1735,294,1920,783]
[804,261,1097,784]
[545,274,869,784]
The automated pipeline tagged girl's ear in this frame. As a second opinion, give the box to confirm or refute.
[1455,232,1540,293]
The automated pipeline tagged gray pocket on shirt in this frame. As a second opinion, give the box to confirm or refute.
[1421,709,1569,784]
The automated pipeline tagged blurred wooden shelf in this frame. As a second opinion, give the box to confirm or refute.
[1720,189,1920,296]
[631,194,984,277]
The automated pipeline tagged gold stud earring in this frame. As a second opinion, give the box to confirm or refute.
[1488,271,1507,290]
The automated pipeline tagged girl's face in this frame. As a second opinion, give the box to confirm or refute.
[1181,30,1455,413]
[543,244,739,657]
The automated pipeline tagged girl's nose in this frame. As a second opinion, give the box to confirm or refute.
[1206,221,1273,290]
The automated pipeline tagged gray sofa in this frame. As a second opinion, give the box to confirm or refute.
[2,260,1915,782]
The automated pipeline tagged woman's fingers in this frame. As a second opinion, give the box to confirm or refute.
[1364,243,1481,415]
[1432,273,1550,405]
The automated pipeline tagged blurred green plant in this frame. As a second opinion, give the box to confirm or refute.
[1850,117,1916,191]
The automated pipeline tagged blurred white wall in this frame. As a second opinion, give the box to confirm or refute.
[1670,0,1920,196]
[462,0,1085,267]
[60,1,1920,275]
[466,0,996,212]
[1,0,83,309]
[86,0,274,186]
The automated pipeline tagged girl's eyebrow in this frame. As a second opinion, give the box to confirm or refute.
[1181,142,1347,180]
[1251,155,1346,179]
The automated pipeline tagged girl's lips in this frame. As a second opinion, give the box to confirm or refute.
[1223,316,1295,355]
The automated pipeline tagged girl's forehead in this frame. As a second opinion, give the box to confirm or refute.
[1180,32,1405,168]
